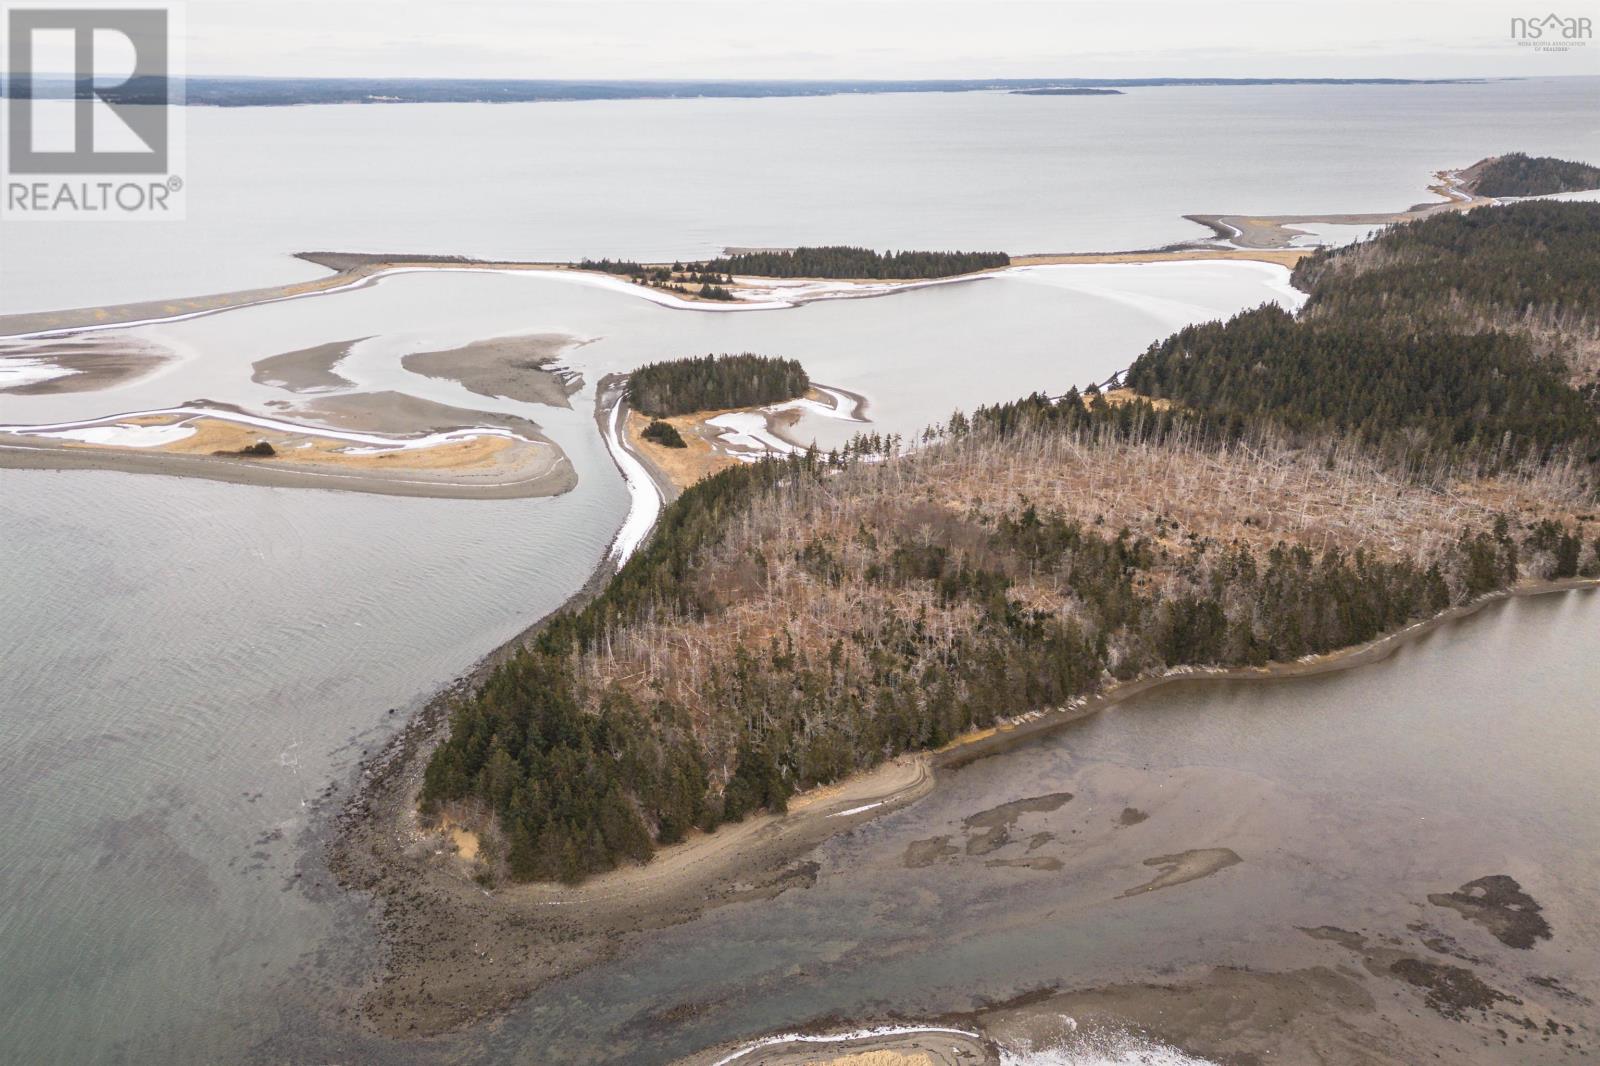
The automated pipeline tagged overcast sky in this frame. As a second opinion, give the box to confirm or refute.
[178,0,1598,79]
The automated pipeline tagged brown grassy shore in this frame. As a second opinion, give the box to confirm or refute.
[623,385,868,495]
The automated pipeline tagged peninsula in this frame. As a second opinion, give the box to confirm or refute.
[334,199,1600,1050]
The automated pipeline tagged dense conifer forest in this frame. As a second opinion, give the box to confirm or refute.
[422,202,1600,884]
[1131,202,1600,459]
[1469,153,1600,197]
[628,353,810,417]
[688,246,1010,279]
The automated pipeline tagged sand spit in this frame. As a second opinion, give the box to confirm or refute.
[780,946,1588,1066]
[294,390,544,437]
[400,333,582,408]
[0,334,172,394]
[693,1026,994,1066]
[1184,167,1495,250]
[0,397,575,499]
[250,337,367,392]
[692,868,1588,1066]
[598,381,667,562]
[0,162,1495,342]
[0,246,1303,342]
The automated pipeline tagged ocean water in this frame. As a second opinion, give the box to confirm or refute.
[4,77,1600,314]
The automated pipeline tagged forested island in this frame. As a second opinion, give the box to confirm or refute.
[627,353,810,417]
[1011,88,1124,96]
[418,201,1600,885]
[1467,152,1600,198]
[685,246,1011,280]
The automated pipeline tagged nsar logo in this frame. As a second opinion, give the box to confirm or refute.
[1510,12,1592,51]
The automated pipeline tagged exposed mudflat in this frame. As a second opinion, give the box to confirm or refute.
[1429,875,1554,950]
[1118,848,1241,898]
[251,337,367,392]
[0,335,171,394]
[399,333,581,408]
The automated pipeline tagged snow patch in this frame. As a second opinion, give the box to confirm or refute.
[44,423,196,448]
[0,357,81,389]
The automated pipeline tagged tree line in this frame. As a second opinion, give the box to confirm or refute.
[687,246,1010,279]
[1470,153,1600,198]
[628,353,810,417]
[421,418,1593,883]
[1129,201,1600,466]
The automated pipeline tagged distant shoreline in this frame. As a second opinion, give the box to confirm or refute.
[2,75,1485,108]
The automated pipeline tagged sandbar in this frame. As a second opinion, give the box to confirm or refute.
[400,333,581,408]
[251,337,366,392]
[0,396,575,499]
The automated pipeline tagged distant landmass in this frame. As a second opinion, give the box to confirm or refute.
[0,75,1472,107]
[1011,87,1125,96]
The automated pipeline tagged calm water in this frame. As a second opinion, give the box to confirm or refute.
[4,78,1600,314]
[3,80,1600,1065]
[0,463,628,1062]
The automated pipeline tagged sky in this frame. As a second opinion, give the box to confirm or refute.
[171,0,1600,79]
[11,0,1600,79]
